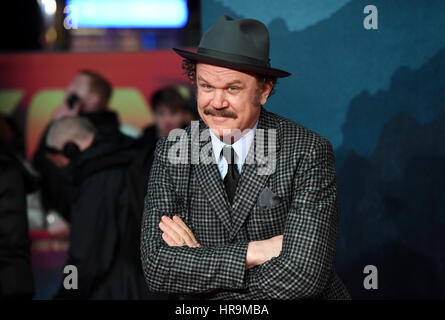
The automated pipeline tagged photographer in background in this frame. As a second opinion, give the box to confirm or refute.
[51,70,122,137]
[46,116,154,299]
[33,70,132,223]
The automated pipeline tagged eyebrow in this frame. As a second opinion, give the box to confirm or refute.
[226,80,242,86]
[197,76,243,86]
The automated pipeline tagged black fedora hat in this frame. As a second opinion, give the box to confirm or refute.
[173,15,291,78]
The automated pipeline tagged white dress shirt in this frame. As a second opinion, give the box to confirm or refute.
[209,121,258,179]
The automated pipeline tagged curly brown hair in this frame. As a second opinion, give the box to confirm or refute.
[181,59,277,98]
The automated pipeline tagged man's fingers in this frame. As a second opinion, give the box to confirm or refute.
[72,101,82,114]
[272,235,283,256]
[159,221,183,245]
[173,216,200,246]
[158,215,201,248]
[162,232,177,246]
[162,216,196,247]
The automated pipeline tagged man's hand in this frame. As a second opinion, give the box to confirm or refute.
[159,215,200,247]
[245,235,283,270]
[52,97,81,120]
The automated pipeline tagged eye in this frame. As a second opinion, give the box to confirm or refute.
[228,86,239,92]
[200,84,213,90]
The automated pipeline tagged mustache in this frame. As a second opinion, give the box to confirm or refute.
[203,106,237,119]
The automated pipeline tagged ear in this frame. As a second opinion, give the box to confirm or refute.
[90,94,100,110]
[46,153,70,168]
[86,93,102,111]
[77,134,95,152]
[259,82,273,106]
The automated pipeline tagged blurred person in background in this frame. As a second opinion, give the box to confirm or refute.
[0,116,35,299]
[139,86,190,144]
[33,70,131,223]
[45,116,155,299]
[51,70,122,137]
[127,87,189,232]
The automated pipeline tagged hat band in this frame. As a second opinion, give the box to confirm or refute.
[197,47,271,68]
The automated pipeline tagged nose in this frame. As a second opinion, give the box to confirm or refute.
[211,89,228,109]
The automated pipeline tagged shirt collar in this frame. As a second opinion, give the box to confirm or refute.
[209,120,258,165]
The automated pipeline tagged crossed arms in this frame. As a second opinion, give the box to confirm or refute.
[140,136,338,299]
[159,215,283,270]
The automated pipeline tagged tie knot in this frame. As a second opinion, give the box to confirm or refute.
[222,146,236,164]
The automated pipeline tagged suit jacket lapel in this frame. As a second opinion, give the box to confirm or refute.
[229,107,281,241]
[194,119,233,235]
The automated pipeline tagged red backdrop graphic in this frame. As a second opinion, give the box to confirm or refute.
[0,50,188,158]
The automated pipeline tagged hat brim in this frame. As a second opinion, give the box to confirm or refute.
[173,48,291,78]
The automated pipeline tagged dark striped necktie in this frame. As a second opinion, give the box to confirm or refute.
[222,146,240,206]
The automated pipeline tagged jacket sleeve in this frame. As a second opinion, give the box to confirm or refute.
[140,138,249,294]
[0,163,34,298]
[239,137,339,299]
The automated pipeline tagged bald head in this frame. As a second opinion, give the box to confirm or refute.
[46,116,96,150]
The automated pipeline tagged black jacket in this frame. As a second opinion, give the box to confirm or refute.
[0,153,34,299]
[54,133,163,299]
[32,110,129,221]
[126,125,158,226]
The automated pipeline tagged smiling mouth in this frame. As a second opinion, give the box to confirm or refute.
[210,115,230,120]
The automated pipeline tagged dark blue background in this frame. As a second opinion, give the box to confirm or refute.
[202,0,445,299]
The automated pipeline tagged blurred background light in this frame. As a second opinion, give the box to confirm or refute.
[40,0,57,16]
[66,0,189,28]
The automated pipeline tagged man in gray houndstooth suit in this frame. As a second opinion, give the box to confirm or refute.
[141,14,350,299]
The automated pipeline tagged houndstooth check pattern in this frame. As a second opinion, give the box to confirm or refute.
[141,107,350,299]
